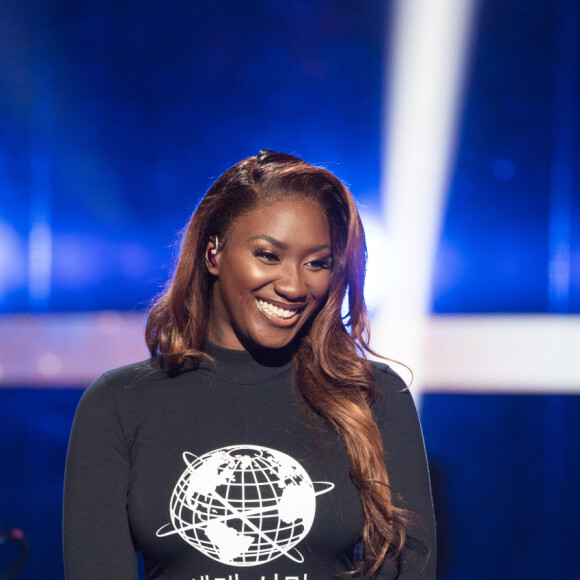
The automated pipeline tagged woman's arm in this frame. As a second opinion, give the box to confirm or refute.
[63,374,138,580]
[372,363,437,579]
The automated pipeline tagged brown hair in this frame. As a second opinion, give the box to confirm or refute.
[145,150,408,576]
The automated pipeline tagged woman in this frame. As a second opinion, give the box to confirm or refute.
[64,150,436,579]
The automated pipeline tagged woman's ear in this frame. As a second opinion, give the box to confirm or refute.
[205,236,220,275]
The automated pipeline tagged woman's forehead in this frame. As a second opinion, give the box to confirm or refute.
[227,198,331,247]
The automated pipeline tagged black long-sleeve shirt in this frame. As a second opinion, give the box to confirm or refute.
[64,343,436,579]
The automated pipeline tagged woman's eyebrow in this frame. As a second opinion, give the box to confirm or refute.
[247,234,288,249]
[247,234,331,253]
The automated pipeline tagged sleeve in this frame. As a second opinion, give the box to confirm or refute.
[372,364,437,579]
[63,373,138,580]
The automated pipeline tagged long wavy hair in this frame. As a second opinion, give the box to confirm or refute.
[145,150,408,576]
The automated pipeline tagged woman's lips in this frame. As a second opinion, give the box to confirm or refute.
[255,298,303,323]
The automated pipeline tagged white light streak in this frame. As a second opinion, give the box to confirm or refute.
[373,0,478,397]
[1,313,578,391]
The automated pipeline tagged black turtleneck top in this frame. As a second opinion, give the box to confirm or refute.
[63,344,435,579]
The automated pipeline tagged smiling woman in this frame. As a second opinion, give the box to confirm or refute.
[63,150,436,580]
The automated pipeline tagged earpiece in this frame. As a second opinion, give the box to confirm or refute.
[208,248,217,267]
[208,235,219,267]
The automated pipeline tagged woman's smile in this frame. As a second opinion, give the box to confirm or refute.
[255,297,303,323]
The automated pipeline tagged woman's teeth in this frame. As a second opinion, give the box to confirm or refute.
[256,299,297,319]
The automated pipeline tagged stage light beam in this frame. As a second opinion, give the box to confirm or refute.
[373,0,478,395]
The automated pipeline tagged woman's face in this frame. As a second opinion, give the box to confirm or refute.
[207,197,333,350]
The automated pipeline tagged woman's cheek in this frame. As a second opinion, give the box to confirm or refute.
[310,271,332,298]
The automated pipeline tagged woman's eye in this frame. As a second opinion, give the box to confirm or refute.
[306,257,333,270]
[253,249,280,263]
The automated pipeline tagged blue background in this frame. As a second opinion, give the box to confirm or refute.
[1,0,579,578]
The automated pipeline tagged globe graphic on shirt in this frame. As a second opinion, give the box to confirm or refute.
[156,444,334,566]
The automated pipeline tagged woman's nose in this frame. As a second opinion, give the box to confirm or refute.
[273,263,307,301]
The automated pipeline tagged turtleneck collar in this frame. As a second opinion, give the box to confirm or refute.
[198,342,294,384]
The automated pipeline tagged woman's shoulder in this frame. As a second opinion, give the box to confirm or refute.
[100,357,162,385]
[80,357,166,403]
[368,360,419,424]
[90,357,158,387]
[73,358,174,425]
[369,359,409,395]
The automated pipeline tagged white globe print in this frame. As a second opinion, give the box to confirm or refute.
[156,444,334,566]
